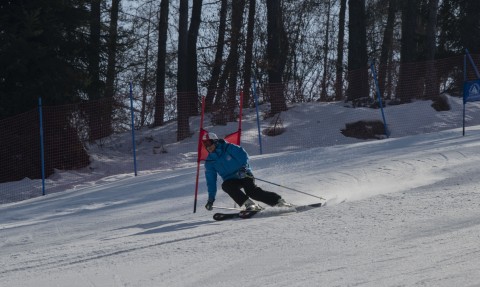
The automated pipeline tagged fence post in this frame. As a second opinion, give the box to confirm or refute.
[38,97,46,196]
[129,83,138,176]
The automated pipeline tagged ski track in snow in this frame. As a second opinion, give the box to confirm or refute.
[2,99,480,286]
[2,139,480,286]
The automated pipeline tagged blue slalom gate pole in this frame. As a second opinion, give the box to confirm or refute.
[465,49,480,79]
[129,83,138,176]
[252,76,263,154]
[369,60,390,138]
[38,97,46,196]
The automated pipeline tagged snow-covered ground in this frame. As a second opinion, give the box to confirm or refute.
[2,96,480,286]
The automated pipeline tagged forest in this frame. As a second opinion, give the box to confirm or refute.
[1,0,480,144]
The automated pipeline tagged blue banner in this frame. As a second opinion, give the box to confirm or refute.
[463,79,480,103]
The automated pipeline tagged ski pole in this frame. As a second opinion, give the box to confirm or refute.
[254,177,325,200]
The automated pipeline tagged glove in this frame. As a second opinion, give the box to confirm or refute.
[205,199,214,211]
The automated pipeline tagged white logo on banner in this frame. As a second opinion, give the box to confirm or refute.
[466,81,480,102]
[469,83,480,97]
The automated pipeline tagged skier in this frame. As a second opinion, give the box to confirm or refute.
[202,132,290,211]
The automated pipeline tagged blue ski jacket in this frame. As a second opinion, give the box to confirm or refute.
[204,140,252,201]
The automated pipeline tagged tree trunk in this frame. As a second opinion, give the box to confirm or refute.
[396,0,418,102]
[424,0,439,100]
[153,0,169,127]
[320,0,332,101]
[243,0,256,108]
[177,0,190,141]
[225,0,245,120]
[334,0,346,101]
[88,0,101,101]
[346,0,369,102]
[87,0,103,141]
[378,0,396,98]
[105,0,119,100]
[266,0,288,115]
[460,0,480,54]
[103,0,120,135]
[140,3,153,127]
[205,0,227,112]
[186,0,203,117]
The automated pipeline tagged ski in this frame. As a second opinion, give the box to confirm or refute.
[238,210,261,219]
[212,210,260,221]
[212,202,324,221]
[295,202,324,212]
[213,209,260,221]
[213,212,240,221]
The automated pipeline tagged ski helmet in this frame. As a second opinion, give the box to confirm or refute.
[202,132,219,147]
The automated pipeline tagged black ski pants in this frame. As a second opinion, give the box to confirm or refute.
[221,177,281,206]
